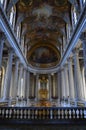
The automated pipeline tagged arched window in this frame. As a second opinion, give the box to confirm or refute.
[0,0,7,10]
[0,0,4,4]
[71,6,78,29]
[82,0,86,4]
[17,24,21,42]
[73,7,77,25]
[9,6,16,28]
[66,24,71,43]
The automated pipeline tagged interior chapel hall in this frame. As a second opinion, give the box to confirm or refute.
[0,0,86,129]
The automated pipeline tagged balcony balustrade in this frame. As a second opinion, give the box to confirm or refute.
[0,107,86,122]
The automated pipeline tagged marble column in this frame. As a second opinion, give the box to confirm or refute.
[12,58,19,98]
[68,57,75,99]
[26,71,30,98]
[52,74,56,98]
[73,48,84,100]
[64,63,69,98]
[48,75,52,101]
[36,74,39,100]
[80,32,86,78]
[0,33,5,67]
[61,68,66,98]
[3,49,14,100]
[57,71,61,100]
[17,64,23,97]
[23,68,27,98]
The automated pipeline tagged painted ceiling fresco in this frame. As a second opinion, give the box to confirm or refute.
[28,45,60,68]
[30,46,58,63]
[18,0,71,69]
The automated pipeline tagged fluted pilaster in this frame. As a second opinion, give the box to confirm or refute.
[26,71,30,98]
[48,75,52,101]
[17,64,23,97]
[68,57,75,99]
[64,63,69,98]
[80,32,86,77]
[3,49,14,100]
[0,32,6,67]
[73,48,84,100]
[12,58,19,98]
[61,68,66,98]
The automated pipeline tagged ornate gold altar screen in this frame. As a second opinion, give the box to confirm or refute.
[37,76,51,107]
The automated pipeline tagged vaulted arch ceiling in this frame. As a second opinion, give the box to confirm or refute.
[15,0,71,69]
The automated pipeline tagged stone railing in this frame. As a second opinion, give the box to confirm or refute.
[0,107,86,120]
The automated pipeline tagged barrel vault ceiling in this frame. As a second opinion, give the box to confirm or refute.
[16,0,71,69]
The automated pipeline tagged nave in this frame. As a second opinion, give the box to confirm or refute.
[0,0,86,128]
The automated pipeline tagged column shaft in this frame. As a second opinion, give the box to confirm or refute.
[48,75,52,101]
[64,64,69,98]
[3,50,13,99]
[0,33,5,67]
[61,68,66,98]
[13,59,19,98]
[73,49,84,100]
[18,65,23,97]
[26,71,30,98]
[23,68,27,98]
[57,71,61,100]
[68,57,75,99]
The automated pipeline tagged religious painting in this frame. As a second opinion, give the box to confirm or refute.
[29,46,58,64]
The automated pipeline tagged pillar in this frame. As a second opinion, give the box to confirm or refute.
[26,70,30,99]
[48,75,52,101]
[57,71,61,100]
[80,32,86,78]
[3,49,14,100]
[61,68,66,99]
[12,58,19,98]
[36,74,39,100]
[17,64,23,97]
[52,74,56,98]
[64,63,69,98]
[68,57,75,99]
[0,32,5,67]
[23,68,27,98]
[73,48,84,100]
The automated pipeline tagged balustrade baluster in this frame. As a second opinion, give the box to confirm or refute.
[61,109,64,119]
[24,109,27,119]
[69,109,72,119]
[6,109,9,118]
[84,109,86,118]
[2,109,5,118]
[76,109,79,119]
[13,109,16,119]
[20,109,23,119]
[9,109,12,118]
[35,109,37,119]
[65,109,68,119]
[17,109,19,119]
[28,109,30,119]
[58,109,60,119]
[73,109,75,118]
[51,109,52,119]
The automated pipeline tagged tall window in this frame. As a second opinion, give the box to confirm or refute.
[0,0,7,10]
[10,6,16,28]
[73,7,77,25]
[71,6,78,29]
[0,0,4,4]
[82,0,86,4]
[17,24,21,42]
